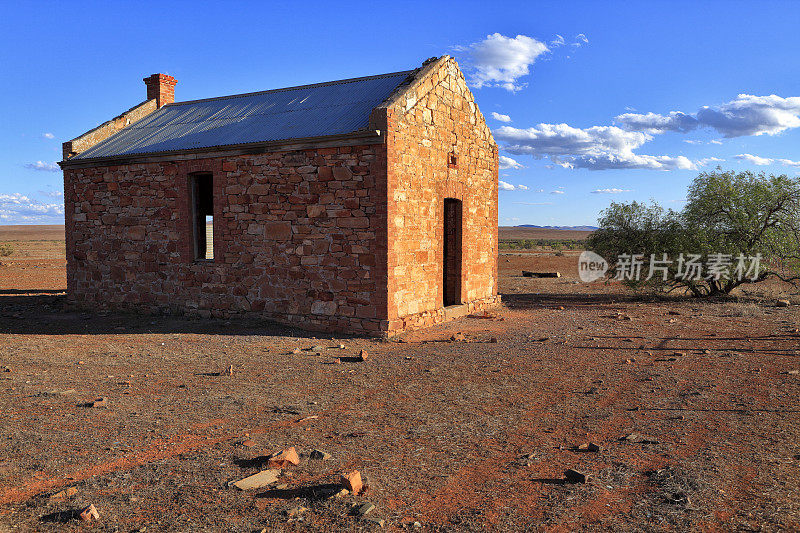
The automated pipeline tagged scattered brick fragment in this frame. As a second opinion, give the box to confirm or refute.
[340,470,363,494]
[267,447,300,468]
[78,503,99,522]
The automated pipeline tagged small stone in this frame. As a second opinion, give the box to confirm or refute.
[267,447,300,468]
[776,299,791,307]
[783,369,799,375]
[239,439,256,448]
[622,433,658,444]
[225,364,233,376]
[285,506,307,518]
[1,366,10,373]
[309,449,332,461]
[338,344,346,349]
[229,469,280,490]
[365,516,385,527]
[82,397,107,408]
[586,386,599,394]
[335,488,349,498]
[78,503,99,522]
[564,469,590,484]
[413,522,422,529]
[577,442,601,452]
[340,470,363,494]
[357,349,368,362]
[489,337,498,343]
[673,351,686,357]
[450,332,465,342]
[624,358,636,364]
[350,502,375,516]
[307,345,326,352]
[49,486,78,502]
[291,348,301,354]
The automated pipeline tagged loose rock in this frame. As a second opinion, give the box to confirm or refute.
[776,299,791,307]
[229,469,280,490]
[564,469,590,484]
[81,397,107,408]
[49,487,78,502]
[350,501,375,516]
[577,442,601,452]
[357,349,368,362]
[340,470,363,494]
[78,503,100,522]
[267,447,300,468]
[309,449,332,461]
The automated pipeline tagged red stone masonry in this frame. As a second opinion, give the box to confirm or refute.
[62,56,498,336]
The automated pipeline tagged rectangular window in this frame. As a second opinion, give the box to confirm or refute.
[190,173,214,261]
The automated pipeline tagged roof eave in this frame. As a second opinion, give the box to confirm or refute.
[59,129,385,170]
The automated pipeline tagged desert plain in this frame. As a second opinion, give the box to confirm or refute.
[0,225,798,531]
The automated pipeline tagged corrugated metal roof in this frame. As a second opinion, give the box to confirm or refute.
[73,70,414,160]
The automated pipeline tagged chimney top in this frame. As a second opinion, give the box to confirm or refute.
[143,73,177,107]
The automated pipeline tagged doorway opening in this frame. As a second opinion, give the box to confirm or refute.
[443,198,462,307]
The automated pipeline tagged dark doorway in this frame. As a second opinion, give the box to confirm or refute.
[443,198,462,307]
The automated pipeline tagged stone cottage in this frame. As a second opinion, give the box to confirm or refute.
[60,56,499,336]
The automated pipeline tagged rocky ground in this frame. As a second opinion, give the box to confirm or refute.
[0,238,799,531]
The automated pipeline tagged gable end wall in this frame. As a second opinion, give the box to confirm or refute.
[384,57,499,332]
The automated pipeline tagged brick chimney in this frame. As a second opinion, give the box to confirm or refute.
[143,73,177,107]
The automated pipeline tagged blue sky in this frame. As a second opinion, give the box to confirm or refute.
[1,0,799,226]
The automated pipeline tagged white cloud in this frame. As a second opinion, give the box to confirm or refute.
[617,94,800,138]
[38,190,63,198]
[683,140,703,144]
[24,161,60,172]
[41,132,55,139]
[573,33,589,46]
[735,153,773,165]
[495,123,695,171]
[0,193,64,224]
[698,157,725,166]
[492,112,512,123]
[499,155,523,169]
[734,154,800,168]
[459,33,549,91]
[591,188,632,194]
[615,111,699,134]
[499,180,529,191]
[550,34,565,48]
[550,190,565,194]
[710,139,723,145]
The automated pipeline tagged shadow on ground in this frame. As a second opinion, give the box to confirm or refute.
[0,294,360,340]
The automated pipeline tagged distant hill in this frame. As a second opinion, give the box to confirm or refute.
[515,224,598,231]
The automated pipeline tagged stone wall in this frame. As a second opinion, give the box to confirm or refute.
[64,145,389,335]
[379,57,499,332]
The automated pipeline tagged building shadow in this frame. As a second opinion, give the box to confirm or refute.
[0,294,361,340]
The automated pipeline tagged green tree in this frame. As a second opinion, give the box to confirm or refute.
[587,169,800,296]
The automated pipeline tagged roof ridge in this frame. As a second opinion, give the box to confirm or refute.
[168,70,416,107]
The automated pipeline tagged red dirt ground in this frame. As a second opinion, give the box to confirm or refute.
[0,228,799,531]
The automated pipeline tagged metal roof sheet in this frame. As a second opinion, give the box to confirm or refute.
[73,70,414,160]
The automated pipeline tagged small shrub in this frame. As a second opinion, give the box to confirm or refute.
[0,243,14,257]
